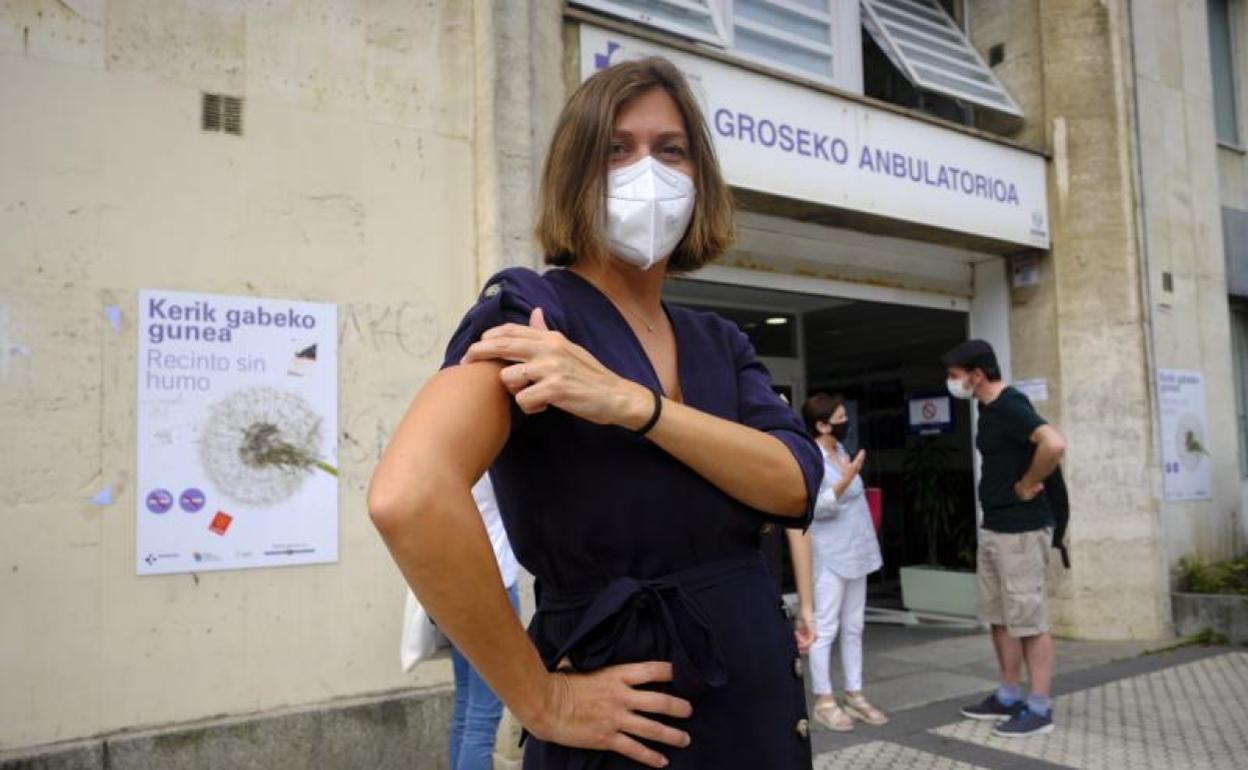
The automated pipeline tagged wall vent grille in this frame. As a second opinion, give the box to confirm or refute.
[202,92,243,136]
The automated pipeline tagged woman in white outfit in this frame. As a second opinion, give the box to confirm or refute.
[787,393,888,732]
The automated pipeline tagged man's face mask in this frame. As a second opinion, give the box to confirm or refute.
[946,372,977,400]
[605,156,696,270]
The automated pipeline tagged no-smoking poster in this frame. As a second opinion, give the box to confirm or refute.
[136,289,339,575]
[1157,369,1213,502]
[907,393,953,434]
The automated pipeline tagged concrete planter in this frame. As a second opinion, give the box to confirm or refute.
[900,565,979,618]
[1171,591,1248,644]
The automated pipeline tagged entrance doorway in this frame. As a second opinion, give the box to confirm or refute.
[664,277,978,611]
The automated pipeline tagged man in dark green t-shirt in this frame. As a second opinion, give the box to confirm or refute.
[942,339,1067,738]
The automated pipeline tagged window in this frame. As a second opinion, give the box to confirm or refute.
[1232,303,1248,478]
[1229,205,1248,478]
[573,1,1022,119]
[572,1,730,46]
[573,0,863,90]
[730,1,843,87]
[1226,206,1248,297]
[862,12,971,124]
[1208,0,1241,145]
[860,0,1021,117]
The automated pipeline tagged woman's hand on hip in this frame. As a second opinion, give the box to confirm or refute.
[461,308,652,429]
[527,662,693,768]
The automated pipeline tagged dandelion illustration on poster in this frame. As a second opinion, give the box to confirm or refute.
[136,290,338,575]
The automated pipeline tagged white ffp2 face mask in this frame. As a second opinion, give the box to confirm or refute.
[605,156,696,270]
[946,376,975,400]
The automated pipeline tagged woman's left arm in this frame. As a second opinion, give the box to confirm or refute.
[640,396,808,517]
[462,310,818,518]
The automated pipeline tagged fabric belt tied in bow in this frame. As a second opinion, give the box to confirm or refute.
[518,552,769,755]
[539,553,767,697]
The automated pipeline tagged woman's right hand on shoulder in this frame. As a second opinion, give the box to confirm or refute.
[460,309,655,430]
[527,661,693,768]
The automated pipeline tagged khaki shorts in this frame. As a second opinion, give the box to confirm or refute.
[978,527,1051,637]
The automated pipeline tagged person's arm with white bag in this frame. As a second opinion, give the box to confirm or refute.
[400,475,517,672]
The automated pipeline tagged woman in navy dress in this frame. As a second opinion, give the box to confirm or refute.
[369,57,823,769]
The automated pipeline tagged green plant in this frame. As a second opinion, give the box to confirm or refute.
[902,437,971,568]
[1175,554,1248,596]
[1141,627,1229,656]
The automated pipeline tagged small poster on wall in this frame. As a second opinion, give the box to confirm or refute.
[1157,369,1213,502]
[907,392,954,435]
[136,290,339,575]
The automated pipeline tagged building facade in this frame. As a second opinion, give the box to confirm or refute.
[1,0,1244,767]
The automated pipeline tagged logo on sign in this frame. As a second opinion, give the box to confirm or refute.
[591,39,703,87]
[146,489,173,514]
[179,488,205,513]
[209,511,233,536]
[1029,209,1048,237]
[593,40,621,70]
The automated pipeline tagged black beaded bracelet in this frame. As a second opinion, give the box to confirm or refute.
[634,388,663,436]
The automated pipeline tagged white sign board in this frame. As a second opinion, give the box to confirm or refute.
[907,393,953,434]
[1157,369,1213,502]
[1014,378,1048,404]
[580,25,1050,249]
[137,290,339,575]
[1012,254,1041,288]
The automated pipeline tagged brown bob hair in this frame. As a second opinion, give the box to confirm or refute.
[535,56,735,273]
[801,392,845,437]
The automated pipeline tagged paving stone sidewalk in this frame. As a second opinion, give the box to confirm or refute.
[807,634,1242,770]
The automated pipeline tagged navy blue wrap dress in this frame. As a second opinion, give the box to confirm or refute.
[442,267,824,770]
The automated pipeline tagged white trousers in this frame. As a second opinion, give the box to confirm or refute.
[808,567,868,695]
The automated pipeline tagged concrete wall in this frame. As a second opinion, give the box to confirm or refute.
[968,0,1047,147]
[1130,0,1242,567]
[980,0,1173,638]
[992,0,1242,638]
[0,0,495,755]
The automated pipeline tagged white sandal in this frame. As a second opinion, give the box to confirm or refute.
[843,693,890,726]
[813,700,854,732]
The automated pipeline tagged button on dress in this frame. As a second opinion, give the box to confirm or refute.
[442,267,824,769]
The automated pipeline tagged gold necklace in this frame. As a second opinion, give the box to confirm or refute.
[618,301,663,333]
[585,271,664,333]
[601,288,663,333]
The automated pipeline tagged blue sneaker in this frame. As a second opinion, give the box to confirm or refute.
[960,694,1023,722]
[993,706,1055,737]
